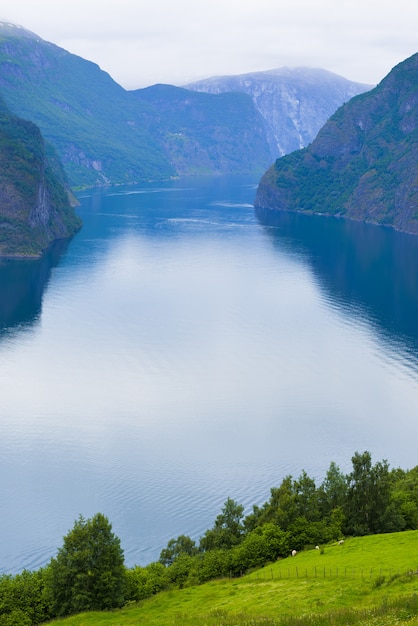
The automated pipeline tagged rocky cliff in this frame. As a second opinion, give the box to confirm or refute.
[255,53,418,235]
[186,67,372,158]
[0,96,81,257]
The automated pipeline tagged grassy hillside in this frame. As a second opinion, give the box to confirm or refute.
[48,531,418,625]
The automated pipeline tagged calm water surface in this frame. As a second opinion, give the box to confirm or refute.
[0,176,417,573]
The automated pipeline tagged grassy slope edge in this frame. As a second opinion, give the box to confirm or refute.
[50,530,418,625]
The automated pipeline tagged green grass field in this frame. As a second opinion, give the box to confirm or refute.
[49,531,418,625]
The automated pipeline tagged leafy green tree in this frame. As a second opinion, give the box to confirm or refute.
[318,461,348,517]
[0,569,50,625]
[195,548,231,582]
[48,513,126,617]
[125,562,168,602]
[200,498,244,551]
[294,470,320,521]
[391,466,418,529]
[254,475,298,529]
[159,534,198,566]
[344,451,401,535]
[230,523,291,574]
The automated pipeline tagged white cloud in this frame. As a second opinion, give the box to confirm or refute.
[1,0,418,88]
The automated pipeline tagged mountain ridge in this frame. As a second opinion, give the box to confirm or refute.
[1,22,372,188]
[0,23,272,186]
[186,67,372,158]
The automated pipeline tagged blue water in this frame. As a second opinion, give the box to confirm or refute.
[0,175,417,573]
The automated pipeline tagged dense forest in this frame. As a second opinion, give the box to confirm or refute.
[0,451,417,624]
[0,95,81,257]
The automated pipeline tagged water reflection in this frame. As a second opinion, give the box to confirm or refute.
[255,207,418,356]
[0,240,69,336]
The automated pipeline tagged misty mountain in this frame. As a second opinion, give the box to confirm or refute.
[0,23,375,188]
[186,67,372,158]
[0,23,271,186]
[255,53,418,235]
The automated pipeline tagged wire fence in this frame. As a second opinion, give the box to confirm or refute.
[246,566,418,582]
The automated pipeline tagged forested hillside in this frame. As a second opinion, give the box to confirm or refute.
[0,95,81,256]
[255,52,418,235]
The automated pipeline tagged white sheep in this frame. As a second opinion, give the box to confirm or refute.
[291,549,297,557]
[315,545,320,550]
[338,540,344,545]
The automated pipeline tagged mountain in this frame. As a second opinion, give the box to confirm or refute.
[255,53,418,235]
[0,23,272,186]
[0,23,373,188]
[0,94,81,257]
[131,84,272,176]
[186,67,372,158]
[0,22,173,187]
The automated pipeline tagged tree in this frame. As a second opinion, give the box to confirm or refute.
[294,470,320,521]
[159,534,198,566]
[255,475,298,529]
[199,498,244,551]
[48,513,126,617]
[344,451,398,535]
[319,461,348,517]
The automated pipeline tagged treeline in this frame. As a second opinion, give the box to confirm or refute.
[1,451,417,624]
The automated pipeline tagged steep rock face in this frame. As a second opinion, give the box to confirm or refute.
[255,53,418,235]
[0,96,81,257]
[186,67,372,158]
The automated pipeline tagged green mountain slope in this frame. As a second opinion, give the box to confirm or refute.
[0,95,81,256]
[0,23,272,187]
[255,52,418,235]
[0,23,173,187]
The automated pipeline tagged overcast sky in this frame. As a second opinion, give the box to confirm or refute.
[1,0,418,89]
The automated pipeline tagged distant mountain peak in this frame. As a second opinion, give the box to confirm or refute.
[0,21,41,40]
[187,67,373,158]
